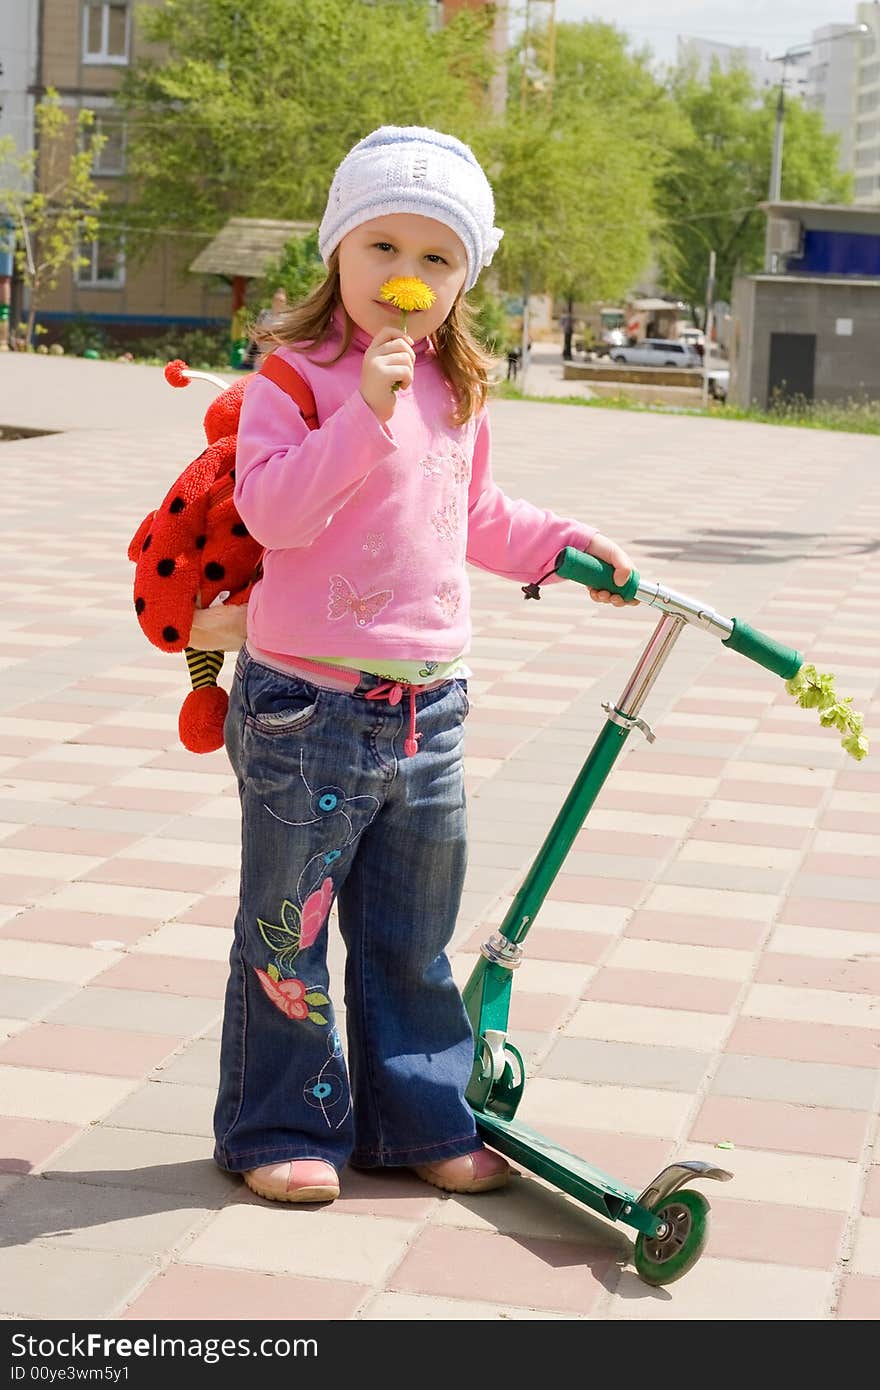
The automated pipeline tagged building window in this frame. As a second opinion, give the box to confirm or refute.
[76,236,125,288]
[858,89,880,114]
[856,146,877,168]
[857,117,880,142]
[82,3,130,64]
[92,115,126,175]
[861,60,880,87]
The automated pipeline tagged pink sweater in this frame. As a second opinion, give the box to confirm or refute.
[234,309,595,662]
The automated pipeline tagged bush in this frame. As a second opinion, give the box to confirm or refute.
[119,326,229,369]
[468,284,510,356]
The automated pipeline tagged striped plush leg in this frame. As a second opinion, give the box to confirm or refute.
[184,647,224,691]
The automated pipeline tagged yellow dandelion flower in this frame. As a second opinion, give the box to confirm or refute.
[379,277,437,313]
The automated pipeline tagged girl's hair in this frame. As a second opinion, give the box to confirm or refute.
[254,249,495,428]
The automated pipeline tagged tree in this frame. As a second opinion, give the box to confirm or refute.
[657,63,852,316]
[0,89,106,348]
[253,229,325,313]
[117,0,498,261]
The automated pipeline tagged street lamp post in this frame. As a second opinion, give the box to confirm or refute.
[765,23,868,272]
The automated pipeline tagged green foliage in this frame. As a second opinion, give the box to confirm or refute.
[785,664,869,760]
[56,315,109,357]
[468,282,511,354]
[118,325,229,368]
[657,62,851,312]
[117,0,497,259]
[0,89,107,348]
[256,230,325,309]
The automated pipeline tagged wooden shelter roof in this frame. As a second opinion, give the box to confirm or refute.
[189,218,316,277]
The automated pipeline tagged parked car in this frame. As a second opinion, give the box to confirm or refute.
[610,338,702,368]
[706,367,730,402]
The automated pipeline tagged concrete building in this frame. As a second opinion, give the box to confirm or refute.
[804,23,863,176]
[0,0,40,190]
[676,35,786,93]
[852,1,880,203]
[731,200,880,407]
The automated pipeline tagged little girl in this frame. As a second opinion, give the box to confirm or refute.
[214,125,634,1204]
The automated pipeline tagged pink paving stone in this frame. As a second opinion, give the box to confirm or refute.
[0,875,62,906]
[147,750,232,774]
[819,811,880,836]
[537,1122,672,1191]
[0,908,149,947]
[72,679,167,695]
[73,726,171,749]
[0,1116,79,1173]
[19,623,103,637]
[689,818,809,850]
[572,828,677,858]
[2,761,120,785]
[174,896,238,929]
[389,1226,617,1314]
[673,698,761,718]
[0,736,53,757]
[756,953,880,997]
[548,875,643,907]
[3,827,139,857]
[619,753,728,778]
[95,953,228,998]
[708,1198,845,1269]
[77,858,230,893]
[802,852,880,879]
[122,1264,367,1321]
[78,788,207,814]
[715,780,825,807]
[690,1094,868,1161]
[328,1165,438,1221]
[597,790,703,817]
[462,924,611,964]
[654,725,740,746]
[584,967,740,1015]
[6,703,121,724]
[625,910,766,950]
[863,1167,880,1217]
[509,991,573,1033]
[0,1023,182,1077]
[836,1275,880,1320]
[780,899,880,934]
[727,1017,880,1069]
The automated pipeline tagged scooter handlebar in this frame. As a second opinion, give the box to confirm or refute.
[555,548,640,600]
[555,547,803,680]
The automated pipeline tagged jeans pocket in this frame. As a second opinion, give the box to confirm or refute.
[455,678,470,718]
[244,666,322,736]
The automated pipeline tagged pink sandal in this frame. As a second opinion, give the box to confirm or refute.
[243,1159,339,1204]
[413,1146,510,1194]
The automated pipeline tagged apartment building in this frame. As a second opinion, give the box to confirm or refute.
[852,1,880,204]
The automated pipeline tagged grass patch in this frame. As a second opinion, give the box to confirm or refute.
[490,379,880,434]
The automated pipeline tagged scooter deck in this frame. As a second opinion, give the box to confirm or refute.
[474,1110,656,1233]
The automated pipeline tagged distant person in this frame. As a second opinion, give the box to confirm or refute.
[560,310,575,361]
[242,287,289,370]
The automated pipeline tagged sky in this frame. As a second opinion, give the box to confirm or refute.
[512,0,877,68]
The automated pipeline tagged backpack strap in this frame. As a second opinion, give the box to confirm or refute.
[257,352,319,431]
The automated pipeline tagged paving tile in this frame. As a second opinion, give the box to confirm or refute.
[92,955,229,998]
[642,884,778,923]
[863,1167,880,1218]
[565,1000,729,1051]
[0,1116,79,1174]
[174,895,239,928]
[46,1126,232,1200]
[40,880,199,920]
[625,909,766,950]
[3,826,138,856]
[727,1017,880,1070]
[0,907,149,948]
[0,1064,133,1125]
[851,1217,880,1276]
[542,1036,708,1093]
[835,1274,880,1319]
[690,1094,868,1160]
[756,952,880,996]
[536,1123,672,1194]
[0,1244,155,1319]
[0,1176,208,1255]
[0,938,121,984]
[605,936,753,982]
[45,986,221,1037]
[707,1198,845,1268]
[152,1039,219,1088]
[518,1078,692,1139]
[547,875,643,907]
[689,818,808,849]
[609,1258,831,1320]
[77,858,228,893]
[584,967,739,1014]
[712,1053,877,1111]
[653,1141,859,1212]
[0,1024,182,1078]
[362,1292,579,1319]
[180,1204,415,1284]
[0,873,63,905]
[122,1263,367,1321]
[134,922,232,961]
[389,1225,617,1314]
[462,924,612,964]
[767,922,880,963]
[781,897,880,933]
[0,975,73,1020]
[742,983,880,1031]
[104,1081,215,1138]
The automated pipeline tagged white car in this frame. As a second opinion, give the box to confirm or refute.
[610,338,702,368]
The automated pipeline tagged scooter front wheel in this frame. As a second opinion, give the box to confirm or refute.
[633,1188,710,1286]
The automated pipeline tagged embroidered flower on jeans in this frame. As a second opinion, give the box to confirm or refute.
[435,581,461,619]
[254,968,330,1024]
[431,499,460,542]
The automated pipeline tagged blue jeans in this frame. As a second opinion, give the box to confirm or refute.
[213,647,479,1172]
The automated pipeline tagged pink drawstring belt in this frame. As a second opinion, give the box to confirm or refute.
[364,681,422,756]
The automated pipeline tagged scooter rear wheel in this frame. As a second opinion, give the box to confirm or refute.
[634,1188,710,1286]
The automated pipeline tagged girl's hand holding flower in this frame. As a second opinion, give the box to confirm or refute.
[380,277,437,391]
[360,326,416,423]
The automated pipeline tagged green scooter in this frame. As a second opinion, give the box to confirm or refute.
[463,547,810,1286]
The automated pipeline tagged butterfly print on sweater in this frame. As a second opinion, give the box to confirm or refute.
[327,574,392,627]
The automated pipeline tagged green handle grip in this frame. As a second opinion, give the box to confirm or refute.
[722,619,802,680]
[555,547,640,601]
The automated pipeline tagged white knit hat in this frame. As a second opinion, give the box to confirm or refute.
[318,125,503,293]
